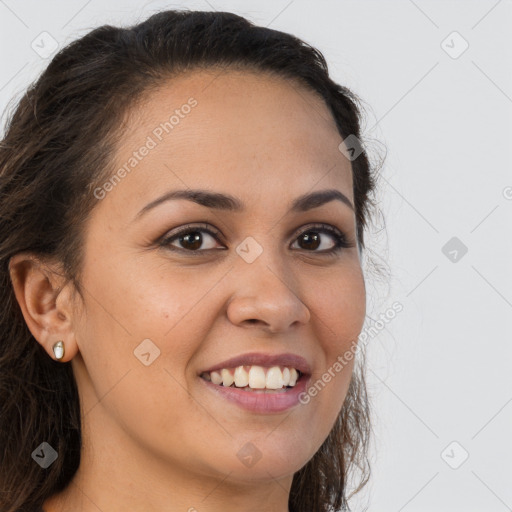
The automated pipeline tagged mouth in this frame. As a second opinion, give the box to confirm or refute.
[199,365,304,393]
[197,355,312,413]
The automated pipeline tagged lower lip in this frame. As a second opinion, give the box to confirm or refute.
[198,374,310,413]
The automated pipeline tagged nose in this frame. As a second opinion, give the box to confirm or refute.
[226,257,311,334]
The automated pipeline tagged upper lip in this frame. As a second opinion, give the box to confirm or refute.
[199,352,312,376]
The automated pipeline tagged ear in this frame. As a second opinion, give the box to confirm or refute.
[8,252,80,362]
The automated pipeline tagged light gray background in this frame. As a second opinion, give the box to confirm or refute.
[1,1,511,511]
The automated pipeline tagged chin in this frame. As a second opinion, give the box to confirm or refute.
[208,442,311,482]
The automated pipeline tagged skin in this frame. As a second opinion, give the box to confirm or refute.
[10,68,366,512]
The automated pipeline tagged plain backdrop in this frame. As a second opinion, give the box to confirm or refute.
[1,1,511,511]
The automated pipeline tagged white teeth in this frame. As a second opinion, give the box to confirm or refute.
[221,368,234,387]
[282,367,290,386]
[248,366,266,389]
[202,365,302,390]
[210,371,223,385]
[234,366,249,387]
[265,366,284,389]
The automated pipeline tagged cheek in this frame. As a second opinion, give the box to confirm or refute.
[302,265,365,417]
[308,265,366,350]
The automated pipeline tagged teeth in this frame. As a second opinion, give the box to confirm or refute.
[248,366,266,389]
[210,371,223,385]
[221,368,234,387]
[265,366,284,389]
[282,367,290,386]
[234,366,249,387]
[202,365,302,390]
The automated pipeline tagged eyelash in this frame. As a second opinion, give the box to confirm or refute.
[158,222,353,256]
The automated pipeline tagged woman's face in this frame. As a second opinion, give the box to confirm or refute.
[70,69,366,495]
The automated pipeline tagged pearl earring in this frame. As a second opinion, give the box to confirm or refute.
[52,340,65,360]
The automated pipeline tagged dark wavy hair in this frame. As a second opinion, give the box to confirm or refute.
[0,9,382,512]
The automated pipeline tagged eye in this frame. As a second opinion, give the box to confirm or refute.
[159,222,353,255]
[290,223,352,254]
[159,223,223,253]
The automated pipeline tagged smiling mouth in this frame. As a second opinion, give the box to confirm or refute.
[199,364,303,392]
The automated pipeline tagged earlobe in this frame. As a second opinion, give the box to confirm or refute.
[8,252,78,362]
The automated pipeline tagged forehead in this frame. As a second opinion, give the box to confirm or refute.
[137,67,333,127]
[97,68,353,221]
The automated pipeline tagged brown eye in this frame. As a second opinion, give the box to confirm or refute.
[160,224,223,253]
[291,224,351,254]
[175,231,209,251]
[296,231,322,251]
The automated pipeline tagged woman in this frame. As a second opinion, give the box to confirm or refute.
[0,9,379,512]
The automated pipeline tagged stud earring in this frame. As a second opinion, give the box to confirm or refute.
[52,340,65,361]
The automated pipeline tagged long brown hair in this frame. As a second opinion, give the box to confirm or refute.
[0,9,381,512]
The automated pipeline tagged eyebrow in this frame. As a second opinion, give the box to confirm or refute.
[134,187,354,221]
